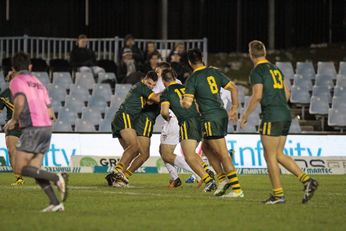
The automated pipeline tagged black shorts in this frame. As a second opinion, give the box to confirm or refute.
[179,117,202,142]
[259,121,291,136]
[111,111,136,138]
[16,127,52,154]
[135,115,155,138]
[5,125,22,138]
[202,117,228,139]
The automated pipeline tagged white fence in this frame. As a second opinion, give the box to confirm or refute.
[0,35,208,64]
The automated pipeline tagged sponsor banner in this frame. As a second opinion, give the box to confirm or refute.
[0,166,93,173]
[280,156,346,175]
[0,133,345,167]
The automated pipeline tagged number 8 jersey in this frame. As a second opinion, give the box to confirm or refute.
[249,60,291,122]
[184,66,233,120]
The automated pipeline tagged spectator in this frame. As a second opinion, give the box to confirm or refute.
[117,48,142,83]
[169,51,190,84]
[144,41,160,62]
[141,51,161,74]
[167,42,188,65]
[69,34,105,78]
[119,34,144,63]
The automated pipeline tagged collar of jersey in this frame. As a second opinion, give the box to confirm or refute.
[168,81,178,86]
[255,59,269,66]
[193,65,207,73]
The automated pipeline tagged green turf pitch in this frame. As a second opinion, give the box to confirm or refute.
[0,173,345,231]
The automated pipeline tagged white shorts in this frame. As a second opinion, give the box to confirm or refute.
[160,116,180,145]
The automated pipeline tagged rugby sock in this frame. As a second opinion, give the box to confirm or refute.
[226,170,241,193]
[124,169,133,178]
[201,161,209,172]
[273,188,284,197]
[217,173,226,182]
[165,162,179,180]
[298,173,311,184]
[21,166,59,182]
[36,179,60,206]
[202,173,213,184]
[114,162,125,172]
[174,156,194,173]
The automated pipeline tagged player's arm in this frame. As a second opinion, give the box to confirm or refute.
[148,92,160,104]
[181,94,194,109]
[224,81,239,122]
[48,106,56,121]
[4,94,25,131]
[283,81,291,101]
[240,84,263,128]
[160,101,170,121]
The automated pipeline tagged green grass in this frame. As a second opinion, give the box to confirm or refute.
[0,173,345,231]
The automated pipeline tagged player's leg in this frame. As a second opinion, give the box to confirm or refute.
[202,141,224,181]
[276,134,318,204]
[6,135,24,185]
[261,135,285,204]
[113,128,139,183]
[180,139,216,192]
[205,138,243,197]
[159,143,182,187]
[125,136,151,179]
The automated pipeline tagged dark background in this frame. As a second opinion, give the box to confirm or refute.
[0,0,345,52]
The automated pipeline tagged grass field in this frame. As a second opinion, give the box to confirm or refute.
[0,173,345,231]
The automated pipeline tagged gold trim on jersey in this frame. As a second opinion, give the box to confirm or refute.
[183,93,194,98]
[140,96,145,108]
[255,59,269,66]
[161,101,170,105]
[193,66,207,73]
[148,92,155,100]
[224,81,233,90]
[0,97,14,111]
[168,81,178,86]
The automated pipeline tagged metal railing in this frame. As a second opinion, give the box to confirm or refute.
[0,35,207,64]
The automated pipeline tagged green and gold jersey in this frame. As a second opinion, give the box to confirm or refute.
[184,66,232,120]
[118,81,155,118]
[141,103,160,122]
[249,60,291,122]
[161,82,200,125]
[0,88,14,121]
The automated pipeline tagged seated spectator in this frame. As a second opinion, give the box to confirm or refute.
[167,42,188,66]
[117,48,142,83]
[70,34,105,78]
[144,41,159,62]
[169,51,190,84]
[141,51,161,73]
[119,34,144,63]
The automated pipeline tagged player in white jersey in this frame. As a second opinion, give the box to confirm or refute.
[154,62,197,187]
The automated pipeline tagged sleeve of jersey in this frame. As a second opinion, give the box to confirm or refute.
[219,72,233,89]
[142,85,155,100]
[9,78,23,98]
[249,70,263,86]
[160,90,170,105]
[184,76,195,98]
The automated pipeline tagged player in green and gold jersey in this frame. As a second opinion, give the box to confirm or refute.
[109,71,160,185]
[182,48,243,198]
[0,72,24,185]
[240,40,318,204]
[160,69,216,192]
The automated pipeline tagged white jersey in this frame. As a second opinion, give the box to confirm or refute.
[154,77,181,145]
[220,87,232,110]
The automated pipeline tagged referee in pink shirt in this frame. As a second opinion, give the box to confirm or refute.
[4,52,68,212]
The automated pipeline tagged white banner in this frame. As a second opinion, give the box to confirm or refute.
[0,133,345,167]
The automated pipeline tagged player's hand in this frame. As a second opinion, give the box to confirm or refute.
[228,106,238,123]
[4,119,17,132]
[239,115,248,128]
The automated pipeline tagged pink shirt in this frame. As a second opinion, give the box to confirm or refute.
[10,72,52,127]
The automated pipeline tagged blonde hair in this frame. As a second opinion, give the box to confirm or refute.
[249,40,266,58]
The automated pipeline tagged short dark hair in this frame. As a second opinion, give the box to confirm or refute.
[78,34,88,40]
[145,70,158,82]
[157,61,171,71]
[161,69,176,82]
[124,34,135,41]
[12,52,31,71]
[148,51,161,60]
[187,48,203,65]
